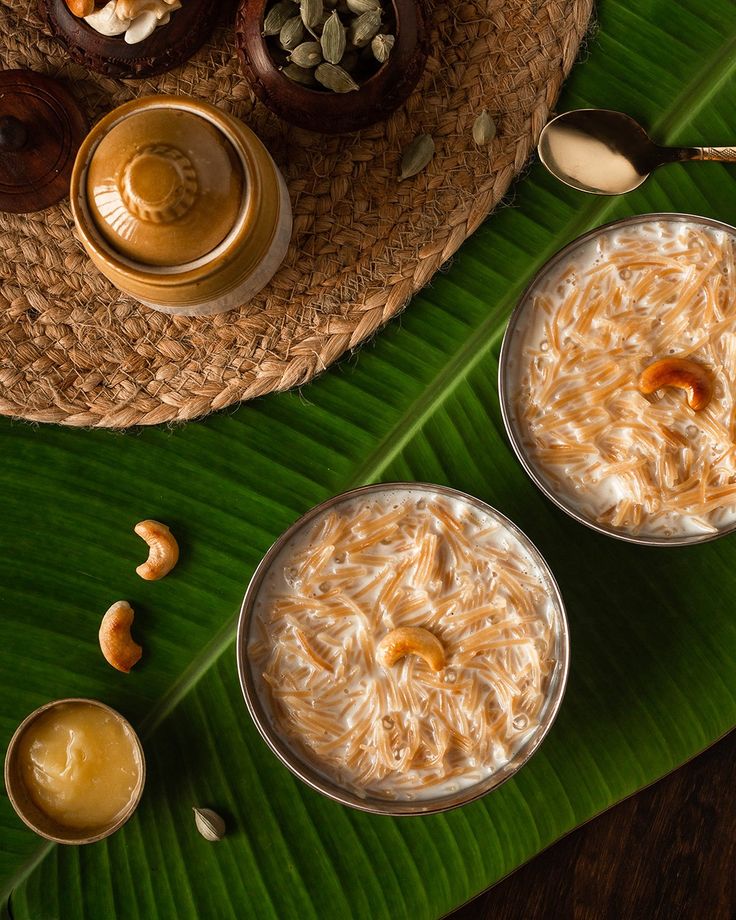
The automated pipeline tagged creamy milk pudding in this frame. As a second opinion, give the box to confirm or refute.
[248,487,564,801]
[504,217,736,540]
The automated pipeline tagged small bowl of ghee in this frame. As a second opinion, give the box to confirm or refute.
[4,698,145,845]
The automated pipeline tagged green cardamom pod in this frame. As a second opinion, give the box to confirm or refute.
[193,808,226,842]
[300,0,323,30]
[399,133,435,181]
[280,15,306,50]
[472,110,497,145]
[289,41,323,67]
[320,10,346,64]
[350,9,381,47]
[315,62,359,92]
[370,32,394,63]
[282,62,317,84]
[346,0,380,12]
[263,0,297,35]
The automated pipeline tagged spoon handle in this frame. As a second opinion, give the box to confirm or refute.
[693,146,736,162]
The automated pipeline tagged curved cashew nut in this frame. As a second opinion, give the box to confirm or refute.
[376,627,445,672]
[638,357,713,411]
[65,0,95,16]
[99,601,142,673]
[135,519,179,580]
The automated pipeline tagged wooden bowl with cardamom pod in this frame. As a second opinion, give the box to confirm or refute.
[236,0,428,134]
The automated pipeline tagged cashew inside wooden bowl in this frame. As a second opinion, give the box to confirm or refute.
[135,519,179,580]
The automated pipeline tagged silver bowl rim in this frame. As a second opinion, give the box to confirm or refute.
[236,481,570,816]
[498,211,736,548]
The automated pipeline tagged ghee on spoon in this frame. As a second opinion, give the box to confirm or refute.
[538,109,736,195]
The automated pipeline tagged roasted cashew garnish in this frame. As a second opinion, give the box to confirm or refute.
[135,519,179,580]
[65,0,95,16]
[376,626,445,672]
[638,357,713,411]
[99,601,142,673]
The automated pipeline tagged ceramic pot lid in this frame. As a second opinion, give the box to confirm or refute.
[0,69,87,215]
[86,106,245,267]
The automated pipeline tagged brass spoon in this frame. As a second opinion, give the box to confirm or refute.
[538,108,736,195]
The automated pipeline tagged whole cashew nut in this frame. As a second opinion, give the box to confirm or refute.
[135,519,179,580]
[638,357,713,411]
[65,0,95,16]
[99,601,142,673]
[376,626,446,672]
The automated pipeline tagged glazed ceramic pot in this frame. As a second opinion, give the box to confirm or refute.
[71,95,292,316]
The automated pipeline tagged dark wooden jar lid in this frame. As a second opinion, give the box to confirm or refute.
[236,0,428,134]
[0,69,87,214]
[41,0,228,79]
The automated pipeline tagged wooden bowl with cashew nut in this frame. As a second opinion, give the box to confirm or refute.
[500,212,736,546]
[237,482,569,815]
[42,0,223,78]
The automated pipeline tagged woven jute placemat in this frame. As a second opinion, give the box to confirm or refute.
[0,0,593,427]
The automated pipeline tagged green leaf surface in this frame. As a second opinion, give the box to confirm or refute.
[3,1,736,916]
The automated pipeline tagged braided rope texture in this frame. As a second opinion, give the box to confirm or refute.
[0,0,593,427]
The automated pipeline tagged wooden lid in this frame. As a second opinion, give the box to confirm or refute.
[0,69,87,214]
[86,106,245,266]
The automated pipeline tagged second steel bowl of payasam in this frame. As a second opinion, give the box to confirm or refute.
[237,482,569,815]
[499,213,736,546]
[236,0,428,134]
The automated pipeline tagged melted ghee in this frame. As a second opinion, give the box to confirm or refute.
[18,702,141,830]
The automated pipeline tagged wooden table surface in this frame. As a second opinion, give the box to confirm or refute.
[446,729,736,920]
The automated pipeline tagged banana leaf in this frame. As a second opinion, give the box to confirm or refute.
[3,0,736,916]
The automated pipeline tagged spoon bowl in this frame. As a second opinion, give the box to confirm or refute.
[538,108,736,195]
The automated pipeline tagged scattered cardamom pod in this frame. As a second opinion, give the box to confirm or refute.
[371,32,394,63]
[346,0,380,12]
[300,0,323,30]
[282,62,317,84]
[279,15,305,50]
[263,0,296,35]
[472,109,497,145]
[350,9,381,47]
[315,61,359,92]
[320,10,346,64]
[289,40,323,67]
[193,807,226,842]
[399,133,435,181]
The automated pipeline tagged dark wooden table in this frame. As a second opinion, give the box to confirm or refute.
[447,730,736,920]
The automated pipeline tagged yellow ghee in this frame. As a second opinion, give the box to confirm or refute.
[17,702,142,830]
